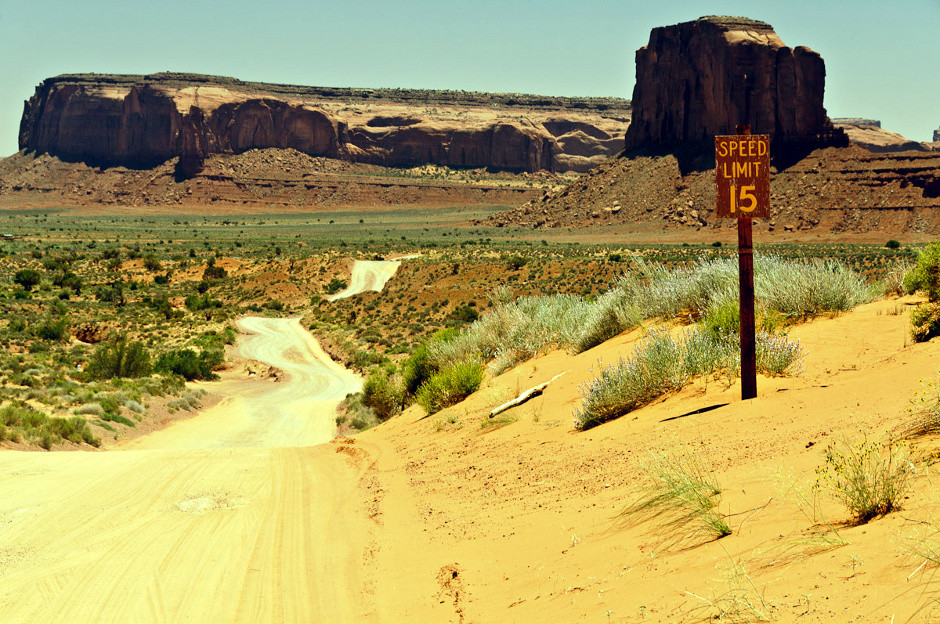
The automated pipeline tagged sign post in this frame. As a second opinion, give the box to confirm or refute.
[715,125,769,400]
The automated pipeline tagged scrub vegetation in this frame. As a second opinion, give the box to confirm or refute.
[0,208,913,442]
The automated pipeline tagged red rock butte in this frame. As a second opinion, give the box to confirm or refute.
[17,73,630,175]
[624,16,848,157]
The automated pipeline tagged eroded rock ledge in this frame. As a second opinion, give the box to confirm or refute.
[18,73,630,174]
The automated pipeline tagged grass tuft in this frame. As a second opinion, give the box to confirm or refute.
[814,437,914,524]
[622,449,731,547]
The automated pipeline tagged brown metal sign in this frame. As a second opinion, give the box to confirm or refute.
[715,134,770,218]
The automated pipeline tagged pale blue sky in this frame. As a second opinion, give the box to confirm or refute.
[1,0,937,157]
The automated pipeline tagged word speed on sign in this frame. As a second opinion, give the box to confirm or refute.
[715,134,770,218]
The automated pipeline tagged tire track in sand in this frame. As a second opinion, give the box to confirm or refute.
[0,318,375,623]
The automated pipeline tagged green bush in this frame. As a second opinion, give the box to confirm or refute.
[184,293,221,311]
[154,349,218,380]
[143,254,162,272]
[96,283,125,305]
[35,318,70,342]
[203,264,227,281]
[14,269,42,291]
[362,368,404,421]
[53,270,82,293]
[905,242,940,301]
[324,278,347,295]
[49,416,99,446]
[416,361,485,415]
[885,239,902,249]
[86,337,152,379]
[702,298,740,338]
[402,343,435,396]
[911,303,940,342]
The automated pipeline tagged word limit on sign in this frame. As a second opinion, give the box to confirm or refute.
[715,134,770,218]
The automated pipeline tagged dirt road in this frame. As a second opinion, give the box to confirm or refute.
[326,256,419,301]
[0,318,374,623]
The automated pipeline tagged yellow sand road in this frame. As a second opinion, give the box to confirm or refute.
[0,318,373,623]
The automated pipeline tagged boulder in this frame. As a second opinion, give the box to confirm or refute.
[624,16,847,157]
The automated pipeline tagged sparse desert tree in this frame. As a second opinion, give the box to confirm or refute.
[86,336,153,380]
[14,268,42,291]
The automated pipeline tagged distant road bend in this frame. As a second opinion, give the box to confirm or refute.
[326,254,420,301]
[0,258,420,622]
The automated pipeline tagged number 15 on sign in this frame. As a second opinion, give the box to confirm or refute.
[728,184,757,215]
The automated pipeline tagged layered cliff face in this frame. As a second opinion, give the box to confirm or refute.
[18,74,629,174]
[623,16,846,156]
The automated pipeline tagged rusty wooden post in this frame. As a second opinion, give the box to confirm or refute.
[735,124,757,400]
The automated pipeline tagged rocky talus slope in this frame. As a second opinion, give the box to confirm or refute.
[18,73,629,174]
[486,146,940,235]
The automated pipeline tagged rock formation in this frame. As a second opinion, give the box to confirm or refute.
[623,16,847,158]
[935,128,940,143]
[833,118,937,153]
[18,74,629,173]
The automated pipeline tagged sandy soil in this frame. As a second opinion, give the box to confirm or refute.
[0,317,368,622]
[3,296,940,622]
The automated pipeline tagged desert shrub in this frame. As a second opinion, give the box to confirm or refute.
[263,299,284,311]
[86,337,152,380]
[882,260,915,296]
[448,305,480,325]
[911,303,940,342]
[574,327,801,429]
[154,349,217,381]
[902,376,940,438]
[701,297,740,338]
[416,361,485,415]
[73,403,104,416]
[13,269,42,291]
[756,332,803,376]
[48,416,99,446]
[904,242,940,301]
[35,318,70,342]
[203,264,227,281]
[815,438,914,524]
[324,278,347,295]
[362,368,404,421]
[574,330,688,430]
[402,343,435,396]
[143,254,162,272]
[622,449,731,545]
[427,255,867,375]
[102,412,136,427]
[886,239,902,249]
[756,256,879,317]
[95,283,125,305]
[505,255,528,270]
[124,399,145,414]
[340,392,381,431]
[184,293,221,311]
[53,270,82,293]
